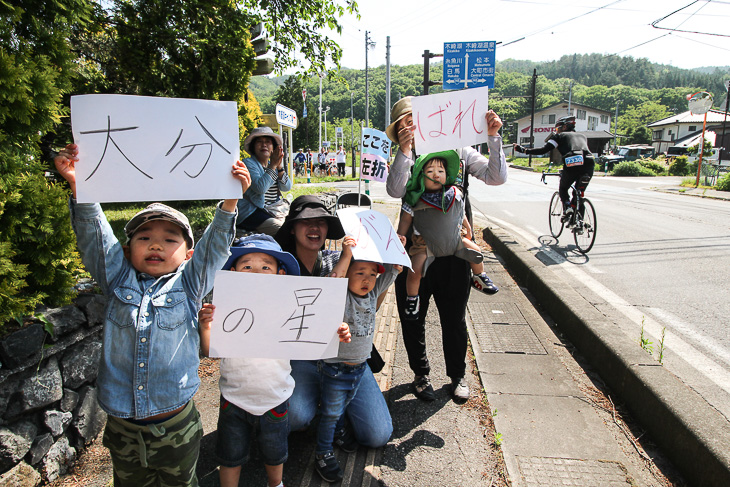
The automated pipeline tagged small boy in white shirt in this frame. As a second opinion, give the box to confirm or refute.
[199,234,351,487]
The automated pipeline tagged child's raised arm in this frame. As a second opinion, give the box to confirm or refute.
[222,160,252,212]
[198,303,216,357]
[329,236,356,278]
[54,143,79,199]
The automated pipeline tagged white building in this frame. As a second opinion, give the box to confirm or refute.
[647,109,730,161]
[513,101,614,156]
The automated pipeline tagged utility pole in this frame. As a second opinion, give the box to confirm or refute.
[422,50,443,95]
[351,91,355,177]
[385,36,391,130]
[365,31,375,127]
[528,68,537,167]
[318,75,323,150]
[567,80,573,114]
[613,100,620,150]
[720,81,730,165]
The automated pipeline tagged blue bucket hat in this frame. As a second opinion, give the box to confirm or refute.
[222,234,300,276]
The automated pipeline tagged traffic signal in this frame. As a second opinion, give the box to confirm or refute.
[250,22,274,76]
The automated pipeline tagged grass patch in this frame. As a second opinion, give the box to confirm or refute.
[509,156,551,169]
[283,186,337,199]
[679,177,714,189]
[293,175,358,184]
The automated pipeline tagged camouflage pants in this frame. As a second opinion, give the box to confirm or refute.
[103,401,203,487]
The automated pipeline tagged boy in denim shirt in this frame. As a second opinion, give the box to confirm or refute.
[54,143,251,486]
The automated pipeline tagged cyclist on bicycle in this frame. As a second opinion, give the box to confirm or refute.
[294,148,307,175]
[513,115,594,221]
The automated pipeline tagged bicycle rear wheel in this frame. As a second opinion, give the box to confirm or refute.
[548,192,564,238]
[573,198,597,253]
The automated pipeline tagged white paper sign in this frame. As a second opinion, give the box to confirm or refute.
[337,207,412,269]
[70,94,241,203]
[411,86,489,154]
[208,272,348,359]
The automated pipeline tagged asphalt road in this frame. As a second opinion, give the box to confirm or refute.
[461,168,730,419]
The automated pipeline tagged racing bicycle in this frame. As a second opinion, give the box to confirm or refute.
[541,171,597,253]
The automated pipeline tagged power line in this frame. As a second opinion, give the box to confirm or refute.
[652,0,730,37]
[672,32,730,52]
[500,0,626,46]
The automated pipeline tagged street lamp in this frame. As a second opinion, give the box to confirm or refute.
[324,106,331,148]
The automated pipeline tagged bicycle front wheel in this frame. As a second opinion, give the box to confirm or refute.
[574,198,597,253]
[548,192,564,238]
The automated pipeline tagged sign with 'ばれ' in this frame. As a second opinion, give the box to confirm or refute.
[411,86,490,154]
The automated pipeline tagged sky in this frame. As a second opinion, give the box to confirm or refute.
[317,0,730,73]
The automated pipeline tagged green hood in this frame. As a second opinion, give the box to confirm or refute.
[404,150,461,206]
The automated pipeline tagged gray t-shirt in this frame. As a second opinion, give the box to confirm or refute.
[325,265,399,364]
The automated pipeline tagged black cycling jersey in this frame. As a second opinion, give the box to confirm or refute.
[520,131,593,168]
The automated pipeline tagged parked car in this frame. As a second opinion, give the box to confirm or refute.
[599,145,656,170]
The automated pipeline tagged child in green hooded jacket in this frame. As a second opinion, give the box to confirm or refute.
[396,150,498,318]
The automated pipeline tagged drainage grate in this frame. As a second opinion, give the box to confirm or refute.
[517,456,633,486]
[468,302,527,325]
[468,302,546,354]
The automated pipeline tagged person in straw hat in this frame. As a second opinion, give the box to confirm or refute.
[237,126,292,236]
[385,95,508,402]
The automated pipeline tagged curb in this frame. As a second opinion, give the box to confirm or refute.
[482,224,730,486]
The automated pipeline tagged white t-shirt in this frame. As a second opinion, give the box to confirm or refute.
[219,357,294,415]
[336,150,347,163]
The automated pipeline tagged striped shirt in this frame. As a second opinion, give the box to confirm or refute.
[264,170,289,206]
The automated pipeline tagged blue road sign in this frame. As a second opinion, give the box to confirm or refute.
[302,105,307,119]
[443,41,495,90]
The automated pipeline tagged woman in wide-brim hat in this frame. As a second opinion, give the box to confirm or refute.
[236,126,292,236]
[274,194,344,274]
[273,194,394,449]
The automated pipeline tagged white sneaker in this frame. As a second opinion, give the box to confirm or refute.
[451,377,469,400]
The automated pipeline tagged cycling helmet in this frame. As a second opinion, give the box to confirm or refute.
[555,115,576,130]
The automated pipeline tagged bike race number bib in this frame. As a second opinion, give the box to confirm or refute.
[564,154,584,167]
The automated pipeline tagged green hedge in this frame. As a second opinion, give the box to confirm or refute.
[716,172,730,192]
[611,161,659,177]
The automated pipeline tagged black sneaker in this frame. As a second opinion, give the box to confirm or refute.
[334,427,359,453]
[413,375,435,401]
[315,451,343,483]
[404,295,420,319]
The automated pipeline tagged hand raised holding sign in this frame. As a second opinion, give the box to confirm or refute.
[486,110,502,136]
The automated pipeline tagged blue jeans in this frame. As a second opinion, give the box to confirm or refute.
[315,361,367,455]
[289,360,393,448]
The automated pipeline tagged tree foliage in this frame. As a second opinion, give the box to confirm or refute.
[0,0,358,328]
[237,0,359,75]
[0,0,90,325]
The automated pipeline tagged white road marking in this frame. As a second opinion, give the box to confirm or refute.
[484,215,730,395]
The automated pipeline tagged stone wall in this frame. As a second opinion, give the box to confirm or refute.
[0,294,107,485]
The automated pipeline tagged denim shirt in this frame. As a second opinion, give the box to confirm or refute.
[236,156,292,224]
[70,200,236,419]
